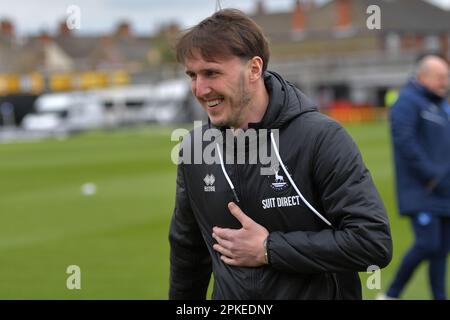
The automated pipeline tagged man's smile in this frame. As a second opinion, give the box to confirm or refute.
[205,98,224,108]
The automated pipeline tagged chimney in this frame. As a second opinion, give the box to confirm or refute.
[161,23,180,36]
[256,0,265,15]
[291,0,305,32]
[58,21,71,36]
[39,31,51,44]
[0,19,15,38]
[100,35,113,47]
[335,0,352,29]
[164,23,180,39]
[115,21,132,38]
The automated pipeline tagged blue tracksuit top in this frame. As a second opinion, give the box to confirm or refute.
[390,78,450,216]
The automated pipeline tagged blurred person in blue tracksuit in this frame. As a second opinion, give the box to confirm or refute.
[382,54,450,300]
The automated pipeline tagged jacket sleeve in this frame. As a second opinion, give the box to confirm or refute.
[267,120,392,274]
[390,96,446,183]
[168,163,212,299]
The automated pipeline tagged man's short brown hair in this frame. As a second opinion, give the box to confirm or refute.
[175,9,270,72]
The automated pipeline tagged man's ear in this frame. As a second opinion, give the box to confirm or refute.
[248,56,264,82]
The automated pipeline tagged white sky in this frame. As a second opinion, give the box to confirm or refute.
[0,0,449,36]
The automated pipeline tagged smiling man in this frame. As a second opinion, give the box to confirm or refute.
[184,53,266,129]
[168,9,392,300]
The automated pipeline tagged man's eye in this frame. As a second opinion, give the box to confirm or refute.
[206,71,218,77]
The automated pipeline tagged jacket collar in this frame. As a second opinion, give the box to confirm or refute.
[410,78,447,105]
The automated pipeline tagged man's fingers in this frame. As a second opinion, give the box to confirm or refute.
[220,254,239,266]
[213,244,234,259]
[213,227,234,241]
[212,232,233,249]
[228,202,253,227]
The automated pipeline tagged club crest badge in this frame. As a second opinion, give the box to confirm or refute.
[269,165,289,191]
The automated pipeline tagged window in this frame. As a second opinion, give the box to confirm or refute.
[385,33,400,54]
[424,35,440,51]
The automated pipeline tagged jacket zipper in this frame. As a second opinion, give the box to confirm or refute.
[234,136,262,297]
[332,273,343,300]
[236,136,263,298]
[233,136,244,204]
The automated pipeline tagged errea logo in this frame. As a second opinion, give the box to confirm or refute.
[204,174,215,192]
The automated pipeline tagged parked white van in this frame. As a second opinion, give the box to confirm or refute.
[22,92,105,133]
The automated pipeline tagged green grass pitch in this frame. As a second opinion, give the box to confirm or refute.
[0,122,446,299]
